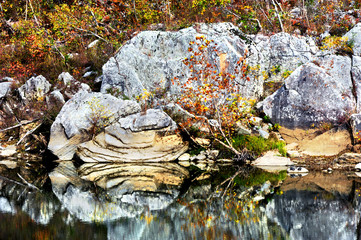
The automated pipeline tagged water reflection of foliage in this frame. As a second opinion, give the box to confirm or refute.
[176,167,287,238]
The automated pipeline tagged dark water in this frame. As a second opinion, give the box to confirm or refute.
[0,159,360,240]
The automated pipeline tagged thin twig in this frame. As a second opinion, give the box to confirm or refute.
[0,119,39,133]
[17,173,41,191]
[16,121,42,145]
[28,0,40,27]
[260,8,273,26]
[223,8,262,31]
[271,0,284,32]
[0,175,27,188]
[74,27,109,43]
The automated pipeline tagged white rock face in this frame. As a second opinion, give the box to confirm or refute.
[0,81,12,98]
[344,22,361,56]
[101,23,319,101]
[48,92,141,160]
[48,92,187,161]
[101,23,261,99]
[259,55,355,128]
[18,75,51,101]
[248,32,317,84]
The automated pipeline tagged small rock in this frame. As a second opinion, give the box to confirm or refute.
[83,71,97,78]
[249,117,263,126]
[0,81,12,99]
[178,153,190,161]
[18,75,51,101]
[287,166,309,173]
[196,153,207,161]
[0,160,17,169]
[87,40,99,49]
[58,72,76,85]
[194,138,211,146]
[178,161,190,168]
[235,122,252,135]
[287,150,302,158]
[252,151,294,166]
[256,127,269,139]
[0,145,17,157]
[206,150,219,160]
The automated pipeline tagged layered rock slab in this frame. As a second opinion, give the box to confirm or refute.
[48,92,187,161]
[49,161,189,222]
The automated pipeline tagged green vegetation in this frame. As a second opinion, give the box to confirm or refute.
[211,165,287,188]
[0,0,358,85]
[232,135,286,157]
[234,169,287,187]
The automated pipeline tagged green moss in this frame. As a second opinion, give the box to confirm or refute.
[232,135,286,157]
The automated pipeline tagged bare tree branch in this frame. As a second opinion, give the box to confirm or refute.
[271,0,284,32]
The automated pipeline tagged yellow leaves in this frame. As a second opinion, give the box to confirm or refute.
[320,36,353,53]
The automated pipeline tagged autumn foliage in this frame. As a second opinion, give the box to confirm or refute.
[0,0,359,87]
[173,36,255,154]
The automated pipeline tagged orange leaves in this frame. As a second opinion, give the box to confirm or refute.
[173,36,255,141]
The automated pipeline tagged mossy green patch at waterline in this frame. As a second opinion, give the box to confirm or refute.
[194,165,287,189]
[234,169,288,187]
[232,135,286,157]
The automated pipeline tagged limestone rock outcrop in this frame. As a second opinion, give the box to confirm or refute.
[259,55,355,128]
[100,23,318,101]
[48,92,187,161]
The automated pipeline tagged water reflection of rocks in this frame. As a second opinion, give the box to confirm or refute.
[49,161,189,222]
[2,161,361,239]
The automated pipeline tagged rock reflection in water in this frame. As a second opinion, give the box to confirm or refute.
[49,161,189,222]
[266,172,361,240]
[2,160,361,239]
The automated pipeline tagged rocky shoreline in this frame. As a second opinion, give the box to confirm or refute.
[1,22,361,173]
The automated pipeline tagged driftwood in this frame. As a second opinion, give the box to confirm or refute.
[0,118,39,133]
[17,173,41,191]
[16,121,42,145]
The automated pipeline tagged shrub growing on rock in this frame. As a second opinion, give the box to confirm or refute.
[173,36,256,156]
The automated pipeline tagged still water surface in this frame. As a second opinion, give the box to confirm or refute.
[0,159,360,240]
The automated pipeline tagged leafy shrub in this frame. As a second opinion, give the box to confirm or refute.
[232,135,286,157]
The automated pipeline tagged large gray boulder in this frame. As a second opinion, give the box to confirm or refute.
[101,22,261,99]
[248,32,317,84]
[18,75,51,101]
[259,55,355,128]
[48,92,187,161]
[101,23,319,101]
[76,108,187,162]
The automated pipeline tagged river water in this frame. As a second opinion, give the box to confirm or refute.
[0,158,360,240]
